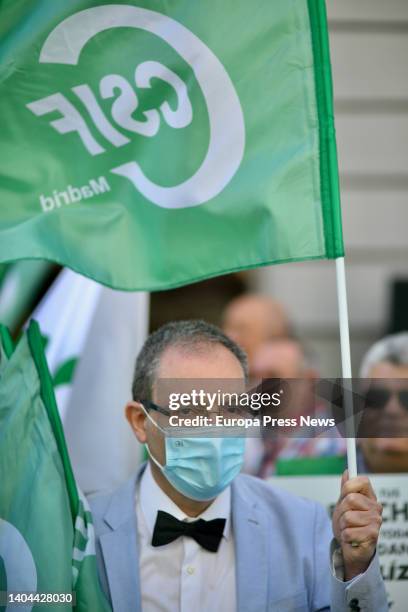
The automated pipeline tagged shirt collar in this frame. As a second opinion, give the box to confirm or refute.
[138,462,231,540]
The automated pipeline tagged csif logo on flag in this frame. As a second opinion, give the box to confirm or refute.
[26,5,246,211]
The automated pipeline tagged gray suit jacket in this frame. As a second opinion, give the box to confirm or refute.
[89,465,387,612]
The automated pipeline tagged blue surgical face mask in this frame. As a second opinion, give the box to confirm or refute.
[142,405,245,501]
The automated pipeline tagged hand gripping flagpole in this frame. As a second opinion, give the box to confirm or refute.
[335,257,358,479]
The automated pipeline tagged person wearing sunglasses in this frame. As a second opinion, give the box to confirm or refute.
[88,320,386,612]
[358,332,408,473]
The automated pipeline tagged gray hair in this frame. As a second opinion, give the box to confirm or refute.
[132,319,248,402]
[360,332,408,377]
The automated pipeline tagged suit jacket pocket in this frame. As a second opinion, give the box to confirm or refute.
[268,589,309,612]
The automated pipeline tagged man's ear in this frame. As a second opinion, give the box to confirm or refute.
[125,401,147,443]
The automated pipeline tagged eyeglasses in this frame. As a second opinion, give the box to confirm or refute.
[142,399,172,417]
[141,399,256,418]
[362,388,408,411]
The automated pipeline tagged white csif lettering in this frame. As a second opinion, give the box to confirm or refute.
[26,62,193,156]
[27,92,105,155]
[31,6,245,209]
[39,176,110,212]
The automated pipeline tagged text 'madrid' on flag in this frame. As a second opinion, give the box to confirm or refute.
[0,0,343,290]
[0,321,111,610]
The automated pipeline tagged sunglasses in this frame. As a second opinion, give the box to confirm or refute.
[362,388,408,411]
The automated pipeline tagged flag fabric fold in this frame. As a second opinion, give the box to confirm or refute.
[0,261,55,332]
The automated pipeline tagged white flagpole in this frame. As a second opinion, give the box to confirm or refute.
[335,257,357,478]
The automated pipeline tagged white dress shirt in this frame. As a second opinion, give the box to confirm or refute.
[136,463,236,612]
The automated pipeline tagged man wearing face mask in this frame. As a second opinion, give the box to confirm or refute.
[89,320,387,612]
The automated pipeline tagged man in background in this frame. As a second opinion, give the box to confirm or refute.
[358,332,408,473]
[245,338,346,477]
[222,294,291,370]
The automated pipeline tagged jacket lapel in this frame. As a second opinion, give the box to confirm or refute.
[98,468,271,612]
[233,479,269,612]
[100,470,144,612]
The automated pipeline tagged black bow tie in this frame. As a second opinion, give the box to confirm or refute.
[151,510,226,552]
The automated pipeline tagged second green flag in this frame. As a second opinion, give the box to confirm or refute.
[0,321,111,611]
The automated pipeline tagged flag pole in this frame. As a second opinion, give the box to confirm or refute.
[335,257,357,478]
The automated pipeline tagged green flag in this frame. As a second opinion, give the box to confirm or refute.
[0,321,111,611]
[0,0,343,290]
